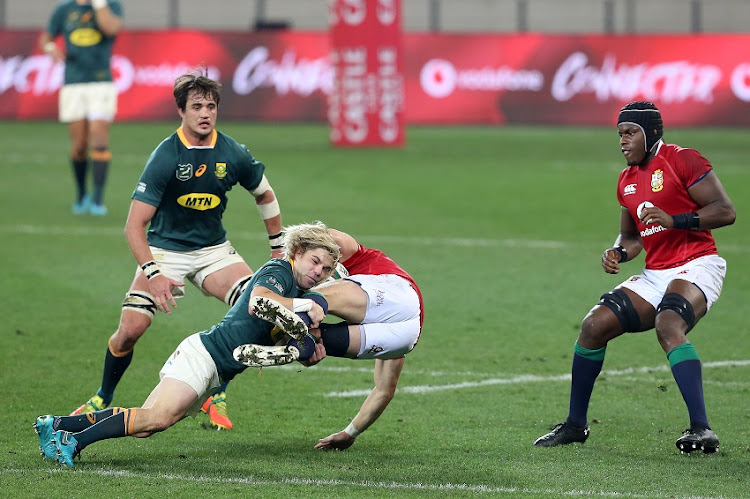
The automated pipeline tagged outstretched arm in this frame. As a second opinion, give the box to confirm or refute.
[315,357,404,450]
[328,229,359,262]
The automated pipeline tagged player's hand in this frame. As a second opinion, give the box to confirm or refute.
[270,248,284,260]
[300,340,326,366]
[601,248,621,275]
[314,430,355,451]
[148,275,184,314]
[638,205,670,227]
[307,303,326,328]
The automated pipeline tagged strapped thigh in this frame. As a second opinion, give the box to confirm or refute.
[598,288,642,332]
[656,292,696,332]
[123,291,156,318]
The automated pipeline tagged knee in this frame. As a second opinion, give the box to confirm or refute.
[113,317,150,350]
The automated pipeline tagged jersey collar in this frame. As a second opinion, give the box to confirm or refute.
[177,127,217,149]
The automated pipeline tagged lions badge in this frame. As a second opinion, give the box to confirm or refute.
[651,169,664,192]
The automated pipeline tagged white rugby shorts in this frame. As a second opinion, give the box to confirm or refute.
[346,274,421,359]
[159,333,221,416]
[59,82,118,122]
[619,254,726,310]
[147,240,247,297]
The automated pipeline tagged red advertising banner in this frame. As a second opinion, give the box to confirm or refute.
[328,0,405,146]
[2,30,750,126]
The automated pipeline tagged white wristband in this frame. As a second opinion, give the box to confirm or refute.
[256,198,280,220]
[268,231,283,250]
[43,42,56,54]
[344,422,361,438]
[140,260,161,280]
[92,0,107,9]
[292,298,313,313]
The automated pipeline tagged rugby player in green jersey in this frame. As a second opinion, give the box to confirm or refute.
[35,222,340,468]
[40,0,123,215]
[69,68,286,431]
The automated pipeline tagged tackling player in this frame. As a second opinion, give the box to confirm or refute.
[234,228,424,450]
[534,101,736,454]
[35,222,339,468]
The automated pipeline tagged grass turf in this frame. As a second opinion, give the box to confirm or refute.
[1,120,749,497]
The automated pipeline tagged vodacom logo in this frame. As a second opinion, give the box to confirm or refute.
[420,58,544,98]
[420,59,457,98]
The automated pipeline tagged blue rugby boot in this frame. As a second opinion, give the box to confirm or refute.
[53,430,80,468]
[34,415,57,459]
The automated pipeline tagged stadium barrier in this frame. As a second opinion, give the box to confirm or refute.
[2,29,750,126]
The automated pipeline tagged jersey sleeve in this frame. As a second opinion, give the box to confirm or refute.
[131,139,173,207]
[251,260,295,298]
[107,0,124,17]
[237,144,266,192]
[675,148,713,188]
[616,170,627,208]
[46,4,64,36]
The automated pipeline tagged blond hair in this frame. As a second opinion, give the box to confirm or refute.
[282,221,340,265]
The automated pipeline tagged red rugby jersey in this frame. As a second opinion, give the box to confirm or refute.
[616,142,718,270]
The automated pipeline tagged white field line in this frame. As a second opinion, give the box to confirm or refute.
[323,359,750,398]
[0,468,723,498]
[3,223,747,253]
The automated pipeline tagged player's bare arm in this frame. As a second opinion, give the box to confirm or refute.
[603,208,643,274]
[250,176,284,259]
[38,32,64,62]
[315,357,405,451]
[125,200,184,314]
[91,0,123,36]
[686,171,736,229]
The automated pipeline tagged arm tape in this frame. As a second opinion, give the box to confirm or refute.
[92,0,107,9]
[269,231,283,250]
[614,245,628,263]
[256,198,280,220]
[672,212,700,230]
[344,422,361,438]
[43,41,56,54]
[250,175,271,196]
[292,298,313,313]
[140,260,161,280]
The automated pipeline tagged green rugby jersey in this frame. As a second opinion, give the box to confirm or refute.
[133,128,266,251]
[200,259,306,382]
[46,0,123,84]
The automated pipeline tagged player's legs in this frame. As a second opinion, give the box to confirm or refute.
[67,119,90,212]
[189,245,253,428]
[52,379,199,467]
[71,272,155,415]
[535,287,654,447]
[201,261,253,303]
[657,279,714,451]
[88,119,112,214]
[60,84,91,212]
[84,83,117,214]
[314,278,368,323]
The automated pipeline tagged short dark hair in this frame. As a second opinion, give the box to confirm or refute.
[173,66,222,111]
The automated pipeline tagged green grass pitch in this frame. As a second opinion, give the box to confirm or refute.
[1,120,749,497]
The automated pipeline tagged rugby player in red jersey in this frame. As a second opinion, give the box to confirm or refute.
[534,101,735,454]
